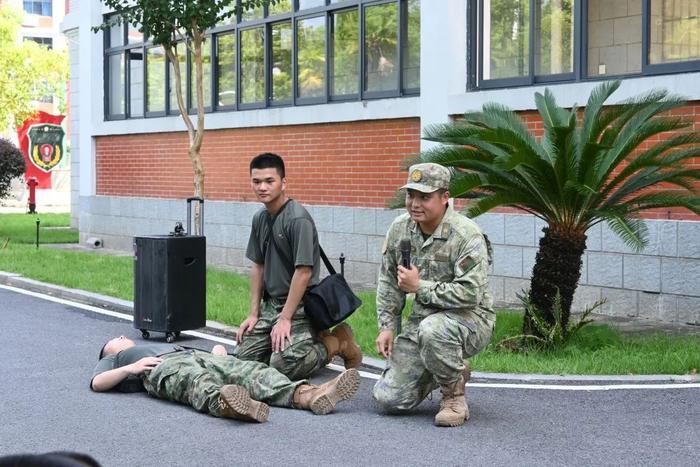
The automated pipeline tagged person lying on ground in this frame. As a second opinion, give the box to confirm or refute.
[91,336,361,423]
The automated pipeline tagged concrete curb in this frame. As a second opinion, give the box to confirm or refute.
[2,270,698,384]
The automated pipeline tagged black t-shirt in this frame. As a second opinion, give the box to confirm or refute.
[91,343,179,392]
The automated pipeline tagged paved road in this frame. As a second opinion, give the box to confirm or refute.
[1,286,698,466]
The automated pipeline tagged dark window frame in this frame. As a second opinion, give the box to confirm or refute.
[468,0,700,91]
[102,0,420,121]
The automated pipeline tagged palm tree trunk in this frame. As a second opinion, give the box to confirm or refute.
[525,226,586,335]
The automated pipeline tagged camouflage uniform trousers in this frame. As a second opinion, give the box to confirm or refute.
[372,310,493,412]
[234,298,328,381]
[142,350,305,418]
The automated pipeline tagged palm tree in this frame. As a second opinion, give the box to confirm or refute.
[419,81,700,334]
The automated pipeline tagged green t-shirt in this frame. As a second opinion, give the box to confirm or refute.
[246,199,320,299]
[91,343,179,392]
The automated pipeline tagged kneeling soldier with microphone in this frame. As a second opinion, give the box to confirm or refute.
[373,163,495,427]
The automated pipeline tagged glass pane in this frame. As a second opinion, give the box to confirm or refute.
[535,0,574,75]
[364,2,398,92]
[649,0,700,64]
[402,0,420,89]
[483,0,530,79]
[297,16,326,99]
[108,53,125,115]
[271,22,293,102]
[190,39,212,108]
[169,43,186,113]
[242,5,263,21]
[240,27,265,104]
[128,22,144,44]
[587,0,641,76]
[109,21,124,48]
[269,0,292,15]
[331,8,359,96]
[146,46,166,113]
[299,0,325,9]
[217,34,237,107]
[129,49,144,117]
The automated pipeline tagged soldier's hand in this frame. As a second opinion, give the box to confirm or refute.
[397,265,420,293]
[375,330,394,358]
[129,357,162,375]
[211,345,228,356]
[236,315,259,344]
[271,317,292,353]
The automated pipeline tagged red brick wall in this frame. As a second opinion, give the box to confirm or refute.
[95,118,420,207]
[455,102,700,221]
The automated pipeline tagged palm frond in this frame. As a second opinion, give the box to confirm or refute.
[599,214,648,251]
[625,193,700,216]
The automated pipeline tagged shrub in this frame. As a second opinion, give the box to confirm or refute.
[0,138,25,200]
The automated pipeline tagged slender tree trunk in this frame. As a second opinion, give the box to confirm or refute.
[525,225,586,335]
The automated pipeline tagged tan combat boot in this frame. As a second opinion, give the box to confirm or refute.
[218,385,269,423]
[293,368,361,415]
[318,323,363,369]
[434,376,469,427]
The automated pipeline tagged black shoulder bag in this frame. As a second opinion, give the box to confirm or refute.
[266,216,362,330]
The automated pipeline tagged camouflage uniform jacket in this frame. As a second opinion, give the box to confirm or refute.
[376,206,495,333]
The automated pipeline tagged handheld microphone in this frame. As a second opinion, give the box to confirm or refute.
[399,239,411,269]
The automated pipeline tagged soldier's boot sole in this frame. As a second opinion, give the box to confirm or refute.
[310,368,361,415]
[219,385,269,423]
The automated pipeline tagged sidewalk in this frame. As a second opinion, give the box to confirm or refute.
[2,269,698,384]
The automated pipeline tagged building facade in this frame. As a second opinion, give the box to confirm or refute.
[62,0,700,324]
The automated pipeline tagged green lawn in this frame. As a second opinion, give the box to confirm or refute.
[1,213,698,375]
[0,213,79,244]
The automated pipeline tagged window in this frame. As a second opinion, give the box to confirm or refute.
[649,0,700,65]
[331,9,359,97]
[146,47,166,114]
[24,37,53,48]
[297,16,326,100]
[470,0,700,89]
[103,1,419,120]
[240,27,265,105]
[402,0,420,90]
[129,49,144,117]
[23,0,52,16]
[108,54,125,117]
[216,33,237,107]
[364,2,399,94]
[271,22,293,103]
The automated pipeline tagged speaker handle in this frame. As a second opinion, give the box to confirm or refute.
[186,197,205,236]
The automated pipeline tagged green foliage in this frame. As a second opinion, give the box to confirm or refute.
[497,290,602,350]
[0,5,69,128]
[0,138,25,200]
[417,80,700,332]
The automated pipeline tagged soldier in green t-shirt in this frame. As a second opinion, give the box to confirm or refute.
[91,335,360,422]
[235,153,362,380]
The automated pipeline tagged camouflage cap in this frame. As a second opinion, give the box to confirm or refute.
[401,163,451,193]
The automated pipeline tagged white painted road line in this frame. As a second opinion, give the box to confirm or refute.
[3,284,698,390]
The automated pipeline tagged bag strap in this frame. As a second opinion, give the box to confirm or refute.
[318,246,336,275]
[266,211,336,277]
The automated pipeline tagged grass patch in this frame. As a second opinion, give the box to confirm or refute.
[1,214,698,375]
[0,213,78,244]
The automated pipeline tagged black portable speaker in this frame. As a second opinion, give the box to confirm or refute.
[133,198,206,342]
